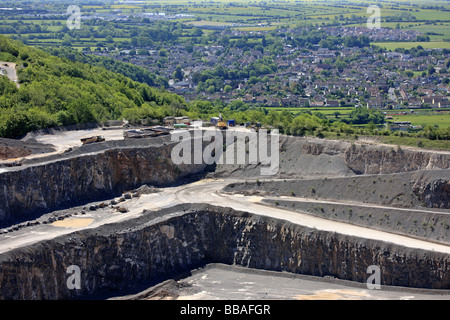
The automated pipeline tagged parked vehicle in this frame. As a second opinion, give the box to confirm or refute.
[80,136,105,145]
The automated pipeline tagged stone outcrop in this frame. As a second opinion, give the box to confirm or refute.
[411,170,450,209]
[214,135,450,179]
[344,143,450,175]
[0,140,208,226]
[0,204,449,300]
[1,135,449,226]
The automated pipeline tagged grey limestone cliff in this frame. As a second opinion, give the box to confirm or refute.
[0,204,449,299]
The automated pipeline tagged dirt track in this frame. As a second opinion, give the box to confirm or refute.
[1,127,449,255]
[1,178,449,255]
[0,62,19,88]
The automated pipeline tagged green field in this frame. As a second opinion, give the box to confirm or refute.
[379,135,450,150]
[372,41,450,50]
[389,113,450,129]
[322,131,450,150]
[271,107,353,116]
[273,107,450,130]
[2,0,450,47]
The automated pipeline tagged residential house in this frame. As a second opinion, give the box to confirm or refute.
[422,96,447,107]
[163,116,175,126]
[367,98,384,109]
[407,98,422,108]
[310,101,324,107]
[326,100,339,107]
[298,98,310,107]
[439,100,450,108]
[242,94,255,103]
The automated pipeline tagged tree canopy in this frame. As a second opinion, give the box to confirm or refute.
[0,35,184,138]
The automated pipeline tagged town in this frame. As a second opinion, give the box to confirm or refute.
[89,25,449,115]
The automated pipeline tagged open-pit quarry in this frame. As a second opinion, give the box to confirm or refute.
[0,125,449,300]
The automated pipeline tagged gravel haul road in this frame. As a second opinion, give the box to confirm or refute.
[1,178,449,255]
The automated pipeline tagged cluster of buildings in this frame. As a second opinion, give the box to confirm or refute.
[98,26,449,111]
[324,26,422,42]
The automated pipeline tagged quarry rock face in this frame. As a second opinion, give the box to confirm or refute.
[1,136,449,226]
[344,143,450,175]
[0,136,449,300]
[411,171,450,209]
[0,205,449,300]
[0,143,207,226]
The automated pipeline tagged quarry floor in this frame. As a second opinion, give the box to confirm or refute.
[111,264,450,300]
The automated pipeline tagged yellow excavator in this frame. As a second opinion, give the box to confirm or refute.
[246,122,261,132]
[217,121,228,130]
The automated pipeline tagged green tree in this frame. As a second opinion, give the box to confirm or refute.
[173,65,184,82]
[405,70,414,78]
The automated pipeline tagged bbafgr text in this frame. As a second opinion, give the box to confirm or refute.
[225,304,271,315]
[180,304,270,317]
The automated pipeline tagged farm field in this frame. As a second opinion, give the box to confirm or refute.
[271,107,354,116]
[1,0,449,48]
[373,41,450,50]
[389,113,450,129]
[271,106,450,130]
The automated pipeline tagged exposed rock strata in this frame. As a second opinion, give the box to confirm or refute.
[0,204,449,300]
[0,142,207,226]
[1,135,449,226]
[344,143,450,175]
[224,169,450,209]
[411,170,450,209]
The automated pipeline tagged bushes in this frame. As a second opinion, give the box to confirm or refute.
[0,35,186,138]
[0,76,17,96]
[287,113,323,136]
[0,108,58,138]
[418,125,450,141]
[0,110,32,138]
[0,36,19,58]
[121,103,166,124]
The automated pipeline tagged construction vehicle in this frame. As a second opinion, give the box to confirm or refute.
[217,121,228,130]
[80,136,105,145]
[246,122,261,132]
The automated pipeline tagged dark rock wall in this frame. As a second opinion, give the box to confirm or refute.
[411,170,450,209]
[344,143,450,175]
[0,143,207,226]
[1,135,450,225]
[0,205,449,300]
